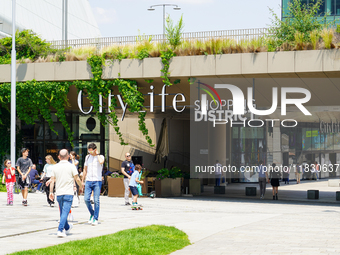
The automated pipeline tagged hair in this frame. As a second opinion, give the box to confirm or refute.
[135,164,142,170]
[46,155,57,165]
[4,159,10,167]
[88,143,97,150]
[78,167,82,173]
[59,149,69,160]
[272,163,276,168]
[21,148,29,154]
[70,151,80,160]
[259,160,263,164]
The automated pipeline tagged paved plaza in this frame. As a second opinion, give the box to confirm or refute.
[1,180,340,254]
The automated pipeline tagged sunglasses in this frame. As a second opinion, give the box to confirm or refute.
[126,155,131,157]
[7,162,11,164]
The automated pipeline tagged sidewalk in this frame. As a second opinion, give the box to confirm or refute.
[1,181,340,254]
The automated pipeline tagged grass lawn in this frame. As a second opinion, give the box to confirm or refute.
[11,225,191,255]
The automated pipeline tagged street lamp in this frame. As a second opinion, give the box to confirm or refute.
[11,0,16,168]
[147,4,181,36]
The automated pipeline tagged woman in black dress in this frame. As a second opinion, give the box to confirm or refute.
[270,163,281,200]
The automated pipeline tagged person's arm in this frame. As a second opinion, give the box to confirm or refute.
[10,167,15,176]
[74,174,83,192]
[17,165,23,177]
[49,176,55,201]
[82,166,87,188]
[24,166,32,180]
[136,176,143,184]
[121,167,131,179]
[40,172,45,180]
[95,149,105,165]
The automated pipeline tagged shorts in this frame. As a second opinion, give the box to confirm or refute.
[129,186,138,196]
[18,175,31,189]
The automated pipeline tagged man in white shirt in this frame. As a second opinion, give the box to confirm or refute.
[82,143,105,226]
[49,149,82,238]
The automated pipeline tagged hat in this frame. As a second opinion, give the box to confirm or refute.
[21,148,29,154]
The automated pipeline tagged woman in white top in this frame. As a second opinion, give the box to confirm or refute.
[40,155,57,207]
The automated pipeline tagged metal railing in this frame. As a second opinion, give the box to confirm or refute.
[47,28,270,50]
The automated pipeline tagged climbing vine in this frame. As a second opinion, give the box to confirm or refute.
[160,48,175,87]
[0,80,73,152]
[74,55,154,146]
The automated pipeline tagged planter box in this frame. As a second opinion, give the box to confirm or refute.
[246,187,257,196]
[214,186,225,194]
[108,177,130,197]
[189,179,201,195]
[155,178,181,197]
[307,190,319,199]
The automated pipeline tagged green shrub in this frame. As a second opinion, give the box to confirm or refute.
[321,28,334,49]
[268,0,332,46]
[165,14,184,50]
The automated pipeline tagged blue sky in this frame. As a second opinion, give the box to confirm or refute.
[87,0,282,37]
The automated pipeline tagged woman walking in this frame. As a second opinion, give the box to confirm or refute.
[2,159,16,205]
[270,163,281,200]
[40,155,57,207]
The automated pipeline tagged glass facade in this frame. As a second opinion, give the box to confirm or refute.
[282,0,340,24]
[231,122,340,182]
[21,112,109,172]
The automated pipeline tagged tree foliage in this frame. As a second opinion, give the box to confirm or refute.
[0,30,57,62]
[269,0,333,46]
[165,14,184,50]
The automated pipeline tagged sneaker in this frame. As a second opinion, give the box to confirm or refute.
[23,200,27,206]
[125,202,131,206]
[57,230,66,238]
[65,223,73,235]
[88,215,94,224]
[90,199,94,204]
[50,203,54,207]
[92,219,98,226]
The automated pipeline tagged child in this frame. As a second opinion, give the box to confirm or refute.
[129,164,144,207]
[2,159,16,206]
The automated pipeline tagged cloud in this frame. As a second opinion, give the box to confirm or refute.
[94,7,117,25]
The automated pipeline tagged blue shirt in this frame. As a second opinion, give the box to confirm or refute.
[129,171,139,187]
[258,165,266,178]
[29,169,39,181]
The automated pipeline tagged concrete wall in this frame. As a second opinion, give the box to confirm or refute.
[1,50,340,83]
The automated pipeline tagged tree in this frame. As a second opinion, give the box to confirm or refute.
[269,0,333,46]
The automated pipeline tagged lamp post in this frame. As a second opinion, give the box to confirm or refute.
[147,4,181,36]
[11,0,16,167]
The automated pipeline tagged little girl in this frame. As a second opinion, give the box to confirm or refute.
[2,159,16,205]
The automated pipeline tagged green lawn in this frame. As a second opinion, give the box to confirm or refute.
[11,225,190,255]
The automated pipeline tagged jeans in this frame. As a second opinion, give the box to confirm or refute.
[259,177,267,196]
[84,181,102,220]
[57,195,73,232]
[215,176,221,186]
[32,179,42,190]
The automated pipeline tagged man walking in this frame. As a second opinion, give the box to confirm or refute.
[82,143,105,226]
[121,152,135,205]
[49,149,82,238]
[16,148,33,206]
[258,160,268,199]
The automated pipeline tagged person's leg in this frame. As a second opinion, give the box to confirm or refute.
[263,179,266,196]
[123,178,130,204]
[275,187,278,200]
[9,182,14,203]
[57,195,72,232]
[133,195,138,203]
[259,179,264,197]
[37,181,43,191]
[272,185,275,196]
[6,182,10,204]
[217,177,220,186]
[23,187,28,199]
[84,181,94,217]
[93,181,102,221]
